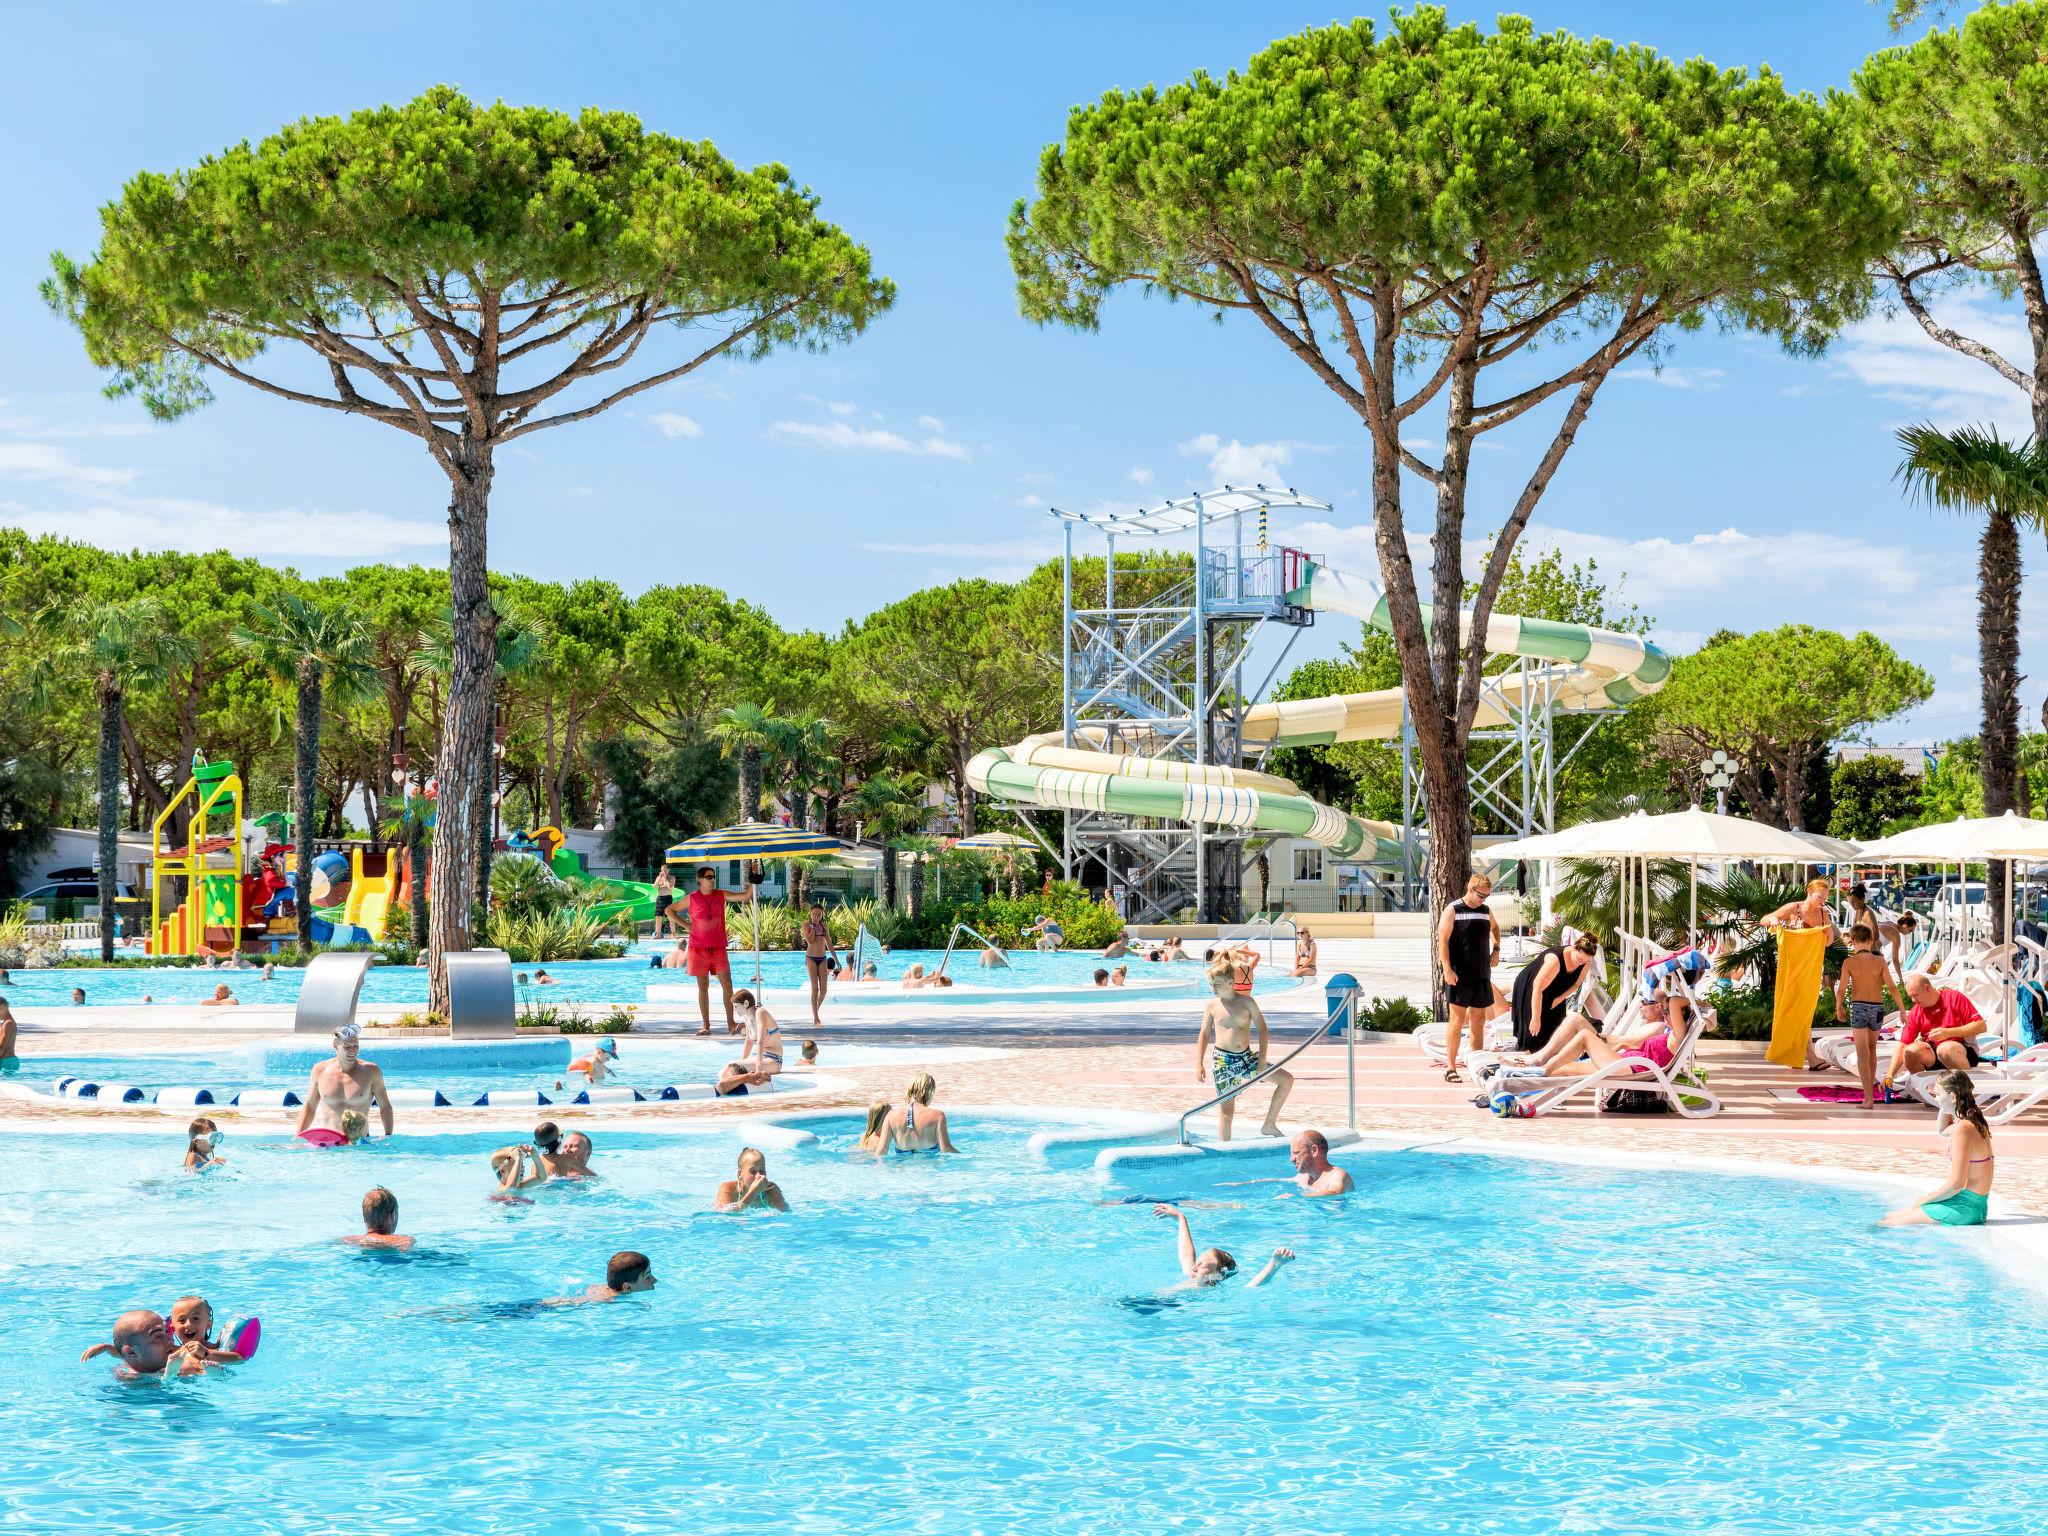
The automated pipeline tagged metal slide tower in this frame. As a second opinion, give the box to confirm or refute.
[1049,488,1324,924]
[1018,485,1621,922]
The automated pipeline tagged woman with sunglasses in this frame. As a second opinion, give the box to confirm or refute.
[685,864,755,1036]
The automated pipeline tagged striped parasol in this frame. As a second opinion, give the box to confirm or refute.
[665,822,843,862]
[665,821,845,986]
[951,831,1037,851]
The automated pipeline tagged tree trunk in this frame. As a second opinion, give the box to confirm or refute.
[407,793,429,952]
[472,757,494,932]
[739,746,762,823]
[882,845,899,909]
[1981,508,2021,941]
[789,861,806,911]
[789,781,808,831]
[293,661,322,951]
[427,442,498,1019]
[97,684,121,963]
[908,853,925,927]
[1256,850,1270,915]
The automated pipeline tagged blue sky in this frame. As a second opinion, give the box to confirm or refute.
[0,0,2030,744]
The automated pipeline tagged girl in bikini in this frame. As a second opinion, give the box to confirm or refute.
[800,901,833,1026]
[734,989,783,1079]
[1883,1070,1994,1227]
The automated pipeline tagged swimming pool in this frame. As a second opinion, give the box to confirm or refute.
[0,946,1292,1008]
[1,1119,2038,1532]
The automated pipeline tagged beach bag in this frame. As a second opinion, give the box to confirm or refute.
[2020,982,2048,1048]
[1598,1087,1670,1115]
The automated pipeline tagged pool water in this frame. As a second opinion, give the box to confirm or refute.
[0,945,1294,1008]
[1,1122,2040,1533]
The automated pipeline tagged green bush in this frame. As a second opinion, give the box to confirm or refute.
[1701,981,1868,1042]
[1356,995,1430,1033]
[905,882,1124,949]
[485,907,628,961]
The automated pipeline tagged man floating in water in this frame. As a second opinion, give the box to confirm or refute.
[545,1250,657,1307]
[341,1186,414,1250]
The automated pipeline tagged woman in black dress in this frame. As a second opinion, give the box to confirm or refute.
[1511,931,1601,1053]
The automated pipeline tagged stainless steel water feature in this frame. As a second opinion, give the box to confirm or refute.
[291,952,373,1035]
[445,948,517,1038]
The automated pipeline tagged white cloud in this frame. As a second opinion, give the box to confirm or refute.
[647,411,703,439]
[768,419,971,462]
[1833,295,2034,435]
[856,534,1058,582]
[1399,435,1441,455]
[1017,471,1056,487]
[1613,364,1727,391]
[917,414,945,432]
[1178,433,1293,487]
[827,400,860,417]
[1014,494,1043,508]
[0,416,156,439]
[1,495,444,561]
[1129,466,1154,486]
[0,442,141,493]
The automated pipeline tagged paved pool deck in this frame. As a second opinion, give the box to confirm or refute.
[5,937,2044,1215]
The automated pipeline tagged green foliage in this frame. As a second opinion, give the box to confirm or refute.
[489,855,567,919]
[1356,995,1431,1034]
[484,907,627,962]
[1920,744,1985,821]
[909,881,1123,950]
[1552,858,1696,951]
[1702,982,1845,1043]
[596,731,736,875]
[1830,755,1922,839]
[1646,626,1933,827]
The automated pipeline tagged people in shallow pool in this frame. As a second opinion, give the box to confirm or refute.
[83,1310,211,1378]
[1287,1130,1353,1197]
[201,983,239,1008]
[71,987,86,1006]
[1884,1070,1995,1228]
[857,1101,891,1154]
[532,968,558,986]
[1110,965,1128,988]
[0,997,16,1068]
[1152,1204,1292,1289]
[341,1186,414,1250]
[715,1147,789,1213]
[872,1072,958,1156]
[800,1039,819,1067]
[297,1023,394,1142]
[715,1061,773,1097]
[545,1250,657,1307]
[1093,968,1110,988]
[183,1117,224,1171]
[734,989,782,1078]
[493,1122,598,1191]
[979,945,1010,969]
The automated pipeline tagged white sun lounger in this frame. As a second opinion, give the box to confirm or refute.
[1473,994,1721,1119]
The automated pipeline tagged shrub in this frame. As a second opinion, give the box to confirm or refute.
[829,898,906,948]
[904,882,1124,949]
[484,907,628,961]
[490,854,566,918]
[1702,982,1852,1043]
[1355,995,1430,1034]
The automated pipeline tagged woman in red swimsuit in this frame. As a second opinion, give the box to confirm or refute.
[686,865,754,1036]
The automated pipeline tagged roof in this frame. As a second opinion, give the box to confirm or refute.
[1047,486,1332,535]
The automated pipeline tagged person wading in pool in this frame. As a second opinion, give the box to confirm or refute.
[296,1023,393,1141]
[1437,872,1500,1081]
[685,864,755,1036]
[872,1071,958,1155]
[715,1146,790,1212]
[341,1186,414,1250]
[1195,955,1291,1141]
[84,1309,216,1379]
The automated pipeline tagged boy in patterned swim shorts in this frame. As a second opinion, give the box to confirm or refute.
[1194,955,1291,1141]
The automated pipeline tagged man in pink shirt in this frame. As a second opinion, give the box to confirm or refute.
[1885,974,1985,1080]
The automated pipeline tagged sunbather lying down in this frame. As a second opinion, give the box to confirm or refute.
[1478,996,1694,1081]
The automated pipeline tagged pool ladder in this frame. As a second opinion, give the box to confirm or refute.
[935,921,1002,978]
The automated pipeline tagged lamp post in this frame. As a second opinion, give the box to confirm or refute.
[1700,751,1736,816]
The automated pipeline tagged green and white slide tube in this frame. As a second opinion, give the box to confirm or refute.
[970,562,1668,857]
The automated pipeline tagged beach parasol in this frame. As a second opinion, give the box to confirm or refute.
[666,821,845,986]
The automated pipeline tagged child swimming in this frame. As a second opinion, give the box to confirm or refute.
[183,1117,225,1171]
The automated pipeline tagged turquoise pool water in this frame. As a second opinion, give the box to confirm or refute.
[0,1121,2038,1532]
[0,946,1286,1008]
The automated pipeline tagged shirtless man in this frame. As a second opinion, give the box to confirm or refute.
[1194,955,1291,1141]
[714,1147,790,1212]
[296,1023,393,1140]
[340,1186,414,1250]
[85,1309,212,1379]
[978,945,1010,969]
[1286,1129,1354,1196]
[200,983,239,1008]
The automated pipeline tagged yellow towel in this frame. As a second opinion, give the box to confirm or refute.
[1767,926,1829,1069]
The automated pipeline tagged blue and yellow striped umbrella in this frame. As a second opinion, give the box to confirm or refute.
[665,821,842,863]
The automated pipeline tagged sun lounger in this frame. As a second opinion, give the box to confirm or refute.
[1471,994,1721,1119]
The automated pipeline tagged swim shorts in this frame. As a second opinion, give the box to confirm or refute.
[1848,1001,1885,1032]
[1213,1047,1262,1097]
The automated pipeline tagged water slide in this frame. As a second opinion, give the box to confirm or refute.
[342,850,395,942]
[546,845,659,926]
[968,560,1670,860]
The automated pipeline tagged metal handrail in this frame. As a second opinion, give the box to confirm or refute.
[1215,916,1298,970]
[1178,1011,1335,1146]
[936,920,1003,978]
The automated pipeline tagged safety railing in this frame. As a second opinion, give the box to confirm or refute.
[936,920,1004,978]
[1178,976,1360,1145]
[1215,916,1298,970]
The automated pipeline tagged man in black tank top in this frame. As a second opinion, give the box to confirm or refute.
[1437,872,1500,1080]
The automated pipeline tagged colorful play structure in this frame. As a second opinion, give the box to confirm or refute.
[505,825,661,926]
[968,487,1669,922]
[148,756,396,955]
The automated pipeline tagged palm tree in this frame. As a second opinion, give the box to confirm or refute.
[768,714,836,831]
[35,598,188,960]
[1896,423,2048,938]
[849,773,919,908]
[715,703,781,823]
[236,591,376,949]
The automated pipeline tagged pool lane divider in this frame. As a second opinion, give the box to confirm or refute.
[39,1077,809,1110]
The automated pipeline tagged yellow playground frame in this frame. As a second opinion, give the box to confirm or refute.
[148,757,245,956]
